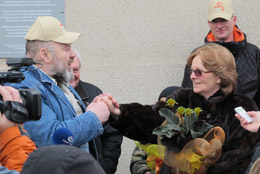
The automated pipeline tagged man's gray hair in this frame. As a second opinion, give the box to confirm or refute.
[73,49,82,69]
[25,40,54,62]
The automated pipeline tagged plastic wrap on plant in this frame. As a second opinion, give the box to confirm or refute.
[135,141,165,174]
[158,126,225,174]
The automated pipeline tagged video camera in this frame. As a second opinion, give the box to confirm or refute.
[0,58,42,123]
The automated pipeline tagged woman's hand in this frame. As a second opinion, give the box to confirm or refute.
[93,93,121,120]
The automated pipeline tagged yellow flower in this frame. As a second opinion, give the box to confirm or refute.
[184,108,193,116]
[166,98,178,108]
[177,106,185,115]
[194,107,203,116]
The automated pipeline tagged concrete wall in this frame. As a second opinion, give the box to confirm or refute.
[64,1,260,173]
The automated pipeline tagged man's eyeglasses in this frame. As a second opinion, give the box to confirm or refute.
[188,68,212,77]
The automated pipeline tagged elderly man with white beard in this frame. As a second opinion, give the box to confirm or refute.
[5,16,110,154]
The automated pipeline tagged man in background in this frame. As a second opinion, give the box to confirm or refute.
[70,50,123,174]
[182,0,260,107]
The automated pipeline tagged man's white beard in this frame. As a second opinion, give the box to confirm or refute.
[49,58,73,83]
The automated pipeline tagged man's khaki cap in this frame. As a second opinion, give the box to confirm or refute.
[208,0,234,22]
[25,16,80,44]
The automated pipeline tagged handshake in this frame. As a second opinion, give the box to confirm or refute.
[86,94,121,124]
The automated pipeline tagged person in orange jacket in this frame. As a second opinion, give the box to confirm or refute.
[0,85,37,172]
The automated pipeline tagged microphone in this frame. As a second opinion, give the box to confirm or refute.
[52,128,74,146]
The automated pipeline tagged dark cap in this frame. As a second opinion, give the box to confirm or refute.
[158,86,181,100]
[21,145,105,174]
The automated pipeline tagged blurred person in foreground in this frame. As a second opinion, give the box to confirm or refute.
[21,145,105,174]
[0,85,37,172]
[69,50,122,174]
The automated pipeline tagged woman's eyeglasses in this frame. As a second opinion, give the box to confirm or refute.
[188,68,212,77]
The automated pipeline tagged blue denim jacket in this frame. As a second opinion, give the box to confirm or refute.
[0,166,19,174]
[6,66,103,151]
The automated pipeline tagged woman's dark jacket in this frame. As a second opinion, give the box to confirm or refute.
[75,80,123,174]
[109,88,259,174]
[182,25,260,108]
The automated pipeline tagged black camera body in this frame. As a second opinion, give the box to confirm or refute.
[0,58,42,123]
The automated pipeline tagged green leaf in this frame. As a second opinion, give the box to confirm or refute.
[159,108,180,125]
[164,124,182,131]
[189,112,198,127]
[195,122,214,135]
[152,123,182,138]
[183,115,190,134]
[153,127,177,138]
[190,129,204,138]
[190,121,214,139]
[156,105,215,150]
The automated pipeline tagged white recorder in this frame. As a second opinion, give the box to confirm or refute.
[234,106,253,123]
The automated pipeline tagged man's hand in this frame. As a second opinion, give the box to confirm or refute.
[0,85,23,132]
[235,111,260,133]
[86,101,110,124]
[93,94,121,120]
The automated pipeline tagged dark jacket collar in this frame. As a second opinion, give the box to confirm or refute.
[192,89,229,104]
[204,25,247,56]
[74,80,90,101]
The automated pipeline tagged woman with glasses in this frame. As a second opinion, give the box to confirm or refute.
[100,43,258,174]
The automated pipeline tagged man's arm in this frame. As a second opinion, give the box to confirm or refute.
[7,79,107,148]
[0,166,19,174]
[24,101,104,147]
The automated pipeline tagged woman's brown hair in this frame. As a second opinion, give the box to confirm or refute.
[187,43,237,95]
